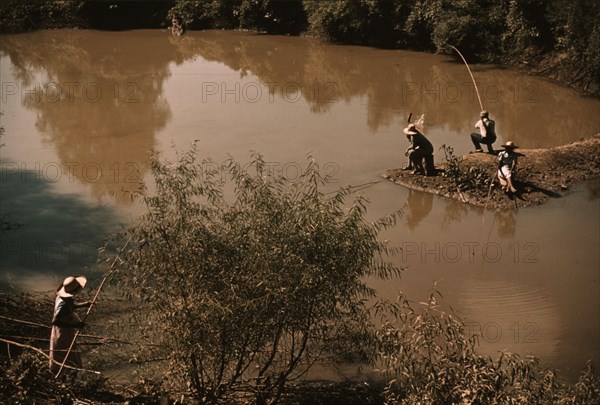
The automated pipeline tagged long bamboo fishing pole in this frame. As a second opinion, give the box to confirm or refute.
[55,230,137,378]
[449,45,499,265]
[448,45,484,112]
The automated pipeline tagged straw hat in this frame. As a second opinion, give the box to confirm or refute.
[403,123,419,135]
[57,275,87,298]
[501,141,519,149]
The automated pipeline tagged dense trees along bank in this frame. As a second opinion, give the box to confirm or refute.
[1,0,599,94]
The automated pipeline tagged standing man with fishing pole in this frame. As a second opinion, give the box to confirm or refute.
[53,231,136,378]
[49,275,91,373]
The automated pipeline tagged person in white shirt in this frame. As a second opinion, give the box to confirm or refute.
[470,110,497,154]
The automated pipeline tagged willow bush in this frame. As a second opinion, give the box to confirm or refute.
[375,290,600,404]
[440,145,492,192]
[111,147,401,404]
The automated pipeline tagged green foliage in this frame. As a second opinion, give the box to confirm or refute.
[546,0,600,89]
[501,0,542,57]
[112,148,400,403]
[440,145,493,192]
[1,1,599,92]
[168,0,238,30]
[0,0,85,32]
[237,0,307,34]
[167,0,307,33]
[303,0,399,47]
[0,349,117,404]
[0,353,64,403]
[403,0,440,50]
[375,290,600,404]
[0,351,109,404]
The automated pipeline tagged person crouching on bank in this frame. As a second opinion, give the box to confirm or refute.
[403,123,435,176]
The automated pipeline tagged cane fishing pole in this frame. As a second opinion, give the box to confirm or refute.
[449,44,498,265]
[55,229,137,378]
[448,45,484,112]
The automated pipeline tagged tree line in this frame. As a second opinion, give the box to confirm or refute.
[1,0,598,93]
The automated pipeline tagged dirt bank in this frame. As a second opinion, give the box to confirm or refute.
[383,135,600,209]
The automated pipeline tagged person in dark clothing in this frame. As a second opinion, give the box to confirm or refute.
[470,110,497,154]
[403,123,435,175]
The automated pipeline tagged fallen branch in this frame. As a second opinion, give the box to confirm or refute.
[1,314,146,346]
[0,337,101,375]
[0,314,49,329]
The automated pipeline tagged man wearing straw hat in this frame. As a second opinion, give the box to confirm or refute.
[470,110,497,154]
[49,275,91,373]
[497,141,519,194]
[403,123,435,175]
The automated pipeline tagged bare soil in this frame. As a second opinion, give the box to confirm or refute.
[383,135,600,209]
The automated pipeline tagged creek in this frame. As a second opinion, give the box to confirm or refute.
[0,29,598,382]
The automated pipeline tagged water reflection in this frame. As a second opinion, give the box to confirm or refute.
[1,30,173,203]
[403,189,433,231]
[0,161,116,291]
[458,278,561,372]
[442,198,470,230]
[0,29,597,380]
[584,177,600,199]
[169,30,598,146]
[495,209,516,238]
[1,30,598,207]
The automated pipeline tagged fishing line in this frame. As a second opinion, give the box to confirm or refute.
[324,180,384,196]
[478,208,497,276]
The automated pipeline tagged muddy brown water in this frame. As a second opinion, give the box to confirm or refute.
[0,30,598,383]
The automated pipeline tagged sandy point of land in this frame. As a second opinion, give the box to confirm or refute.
[383,134,600,209]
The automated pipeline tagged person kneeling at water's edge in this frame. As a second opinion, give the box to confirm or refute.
[498,141,519,194]
[49,275,91,373]
[403,123,435,176]
[471,110,497,154]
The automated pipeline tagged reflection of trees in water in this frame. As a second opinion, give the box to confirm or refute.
[1,30,174,204]
[404,189,433,231]
[585,178,600,200]
[2,29,596,208]
[442,199,516,239]
[171,31,598,146]
[442,199,470,230]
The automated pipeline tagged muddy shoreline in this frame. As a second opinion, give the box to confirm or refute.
[383,135,600,209]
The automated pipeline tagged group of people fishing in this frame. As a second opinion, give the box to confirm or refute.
[50,112,521,376]
[402,110,519,194]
